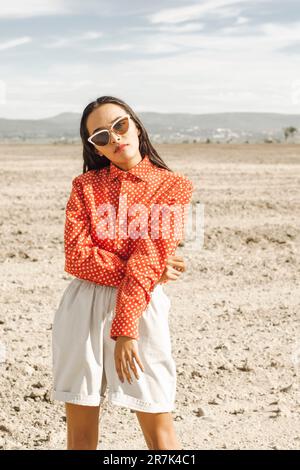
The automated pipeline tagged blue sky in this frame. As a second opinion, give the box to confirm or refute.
[0,0,299,119]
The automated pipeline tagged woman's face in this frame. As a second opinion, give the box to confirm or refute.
[86,103,142,167]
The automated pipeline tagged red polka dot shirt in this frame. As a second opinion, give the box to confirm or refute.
[64,154,194,341]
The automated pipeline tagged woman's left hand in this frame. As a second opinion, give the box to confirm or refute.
[114,336,145,384]
[154,255,186,286]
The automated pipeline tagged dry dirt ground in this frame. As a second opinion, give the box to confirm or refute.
[0,143,299,450]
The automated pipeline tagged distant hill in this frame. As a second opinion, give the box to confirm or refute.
[0,111,299,143]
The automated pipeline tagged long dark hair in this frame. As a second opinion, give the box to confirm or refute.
[80,96,172,174]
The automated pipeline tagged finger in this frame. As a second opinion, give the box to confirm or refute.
[175,265,185,272]
[115,360,124,383]
[128,356,140,380]
[119,362,127,383]
[169,259,183,266]
[167,273,180,280]
[167,255,183,264]
[120,361,131,384]
[166,268,181,281]
[132,351,145,374]
[169,260,185,271]
[168,266,182,277]
[121,358,133,384]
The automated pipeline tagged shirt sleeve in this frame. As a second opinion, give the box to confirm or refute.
[64,177,127,286]
[110,175,194,341]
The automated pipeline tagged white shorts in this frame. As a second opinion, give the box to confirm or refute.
[51,278,177,412]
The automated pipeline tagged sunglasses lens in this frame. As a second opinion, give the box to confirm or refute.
[89,116,130,146]
[91,131,109,146]
[112,116,129,135]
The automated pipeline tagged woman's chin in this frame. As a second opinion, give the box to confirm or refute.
[120,148,139,160]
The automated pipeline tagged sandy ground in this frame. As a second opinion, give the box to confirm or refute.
[0,143,299,450]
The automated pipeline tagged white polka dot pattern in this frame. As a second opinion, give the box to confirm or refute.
[64,155,194,341]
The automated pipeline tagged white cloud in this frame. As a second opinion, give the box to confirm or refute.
[81,31,104,40]
[260,22,300,42]
[236,16,249,25]
[0,0,69,18]
[45,31,104,48]
[0,80,6,104]
[129,22,205,34]
[45,38,70,48]
[2,52,298,119]
[90,43,133,52]
[92,17,300,57]
[141,43,181,54]
[0,2,299,118]
[144,21,300,54]
[148,0,253,24]
[0,36,32,50]
[149,23,205,33]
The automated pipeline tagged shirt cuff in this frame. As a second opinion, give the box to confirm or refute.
[110,316,139,341]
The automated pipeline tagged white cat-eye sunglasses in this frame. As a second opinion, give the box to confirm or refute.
[87,113,131,147]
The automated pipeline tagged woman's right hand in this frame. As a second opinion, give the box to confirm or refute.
[156,255,186,285]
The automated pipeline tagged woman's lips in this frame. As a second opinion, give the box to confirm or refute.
[115,144,128,154]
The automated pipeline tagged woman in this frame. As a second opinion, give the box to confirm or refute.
[51,95,194,450]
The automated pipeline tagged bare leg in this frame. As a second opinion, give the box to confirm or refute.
[65,403,101,450]
[135,411,182,450]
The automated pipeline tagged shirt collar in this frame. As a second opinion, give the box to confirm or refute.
[109,154,153,182]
